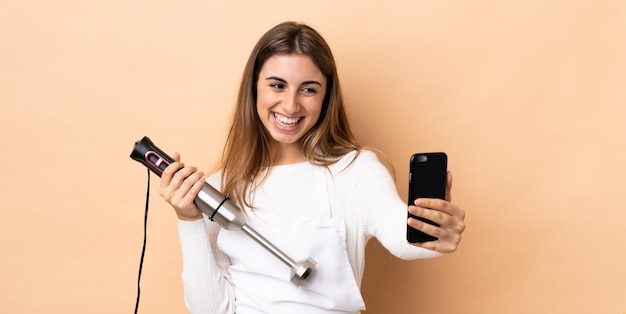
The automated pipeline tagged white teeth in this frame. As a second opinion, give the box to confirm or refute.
[274,113,301,126]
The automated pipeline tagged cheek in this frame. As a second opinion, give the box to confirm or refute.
[256,92,273,115]
[307,99,324,124]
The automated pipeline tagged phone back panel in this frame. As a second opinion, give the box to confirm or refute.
[407,152,447,243]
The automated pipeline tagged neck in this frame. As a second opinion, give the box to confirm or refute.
[271,142,307,166]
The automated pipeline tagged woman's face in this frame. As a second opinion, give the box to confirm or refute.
[256,54,327,150]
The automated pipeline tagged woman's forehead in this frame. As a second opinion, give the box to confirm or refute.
[259,54,326,85]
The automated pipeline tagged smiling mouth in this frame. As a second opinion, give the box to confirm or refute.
[273,112,302,128]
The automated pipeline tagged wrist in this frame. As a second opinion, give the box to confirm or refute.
[177,212,204,221]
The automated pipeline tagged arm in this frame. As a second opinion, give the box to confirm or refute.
[356,151,464,258]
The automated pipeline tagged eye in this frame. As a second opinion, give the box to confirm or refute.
[270,83,286,90]
[301,87,317,94]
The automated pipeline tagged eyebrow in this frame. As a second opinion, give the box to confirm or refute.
[265,76,323,87]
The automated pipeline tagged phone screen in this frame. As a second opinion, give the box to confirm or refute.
[407,152,447,243]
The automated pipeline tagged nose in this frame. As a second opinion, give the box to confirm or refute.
[280,90,300,114]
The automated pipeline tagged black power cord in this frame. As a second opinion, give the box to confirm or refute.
[134,168,150,313]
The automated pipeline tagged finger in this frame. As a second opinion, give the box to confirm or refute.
[172,171,203,200]
[177,170,203,193]
[161,161,185,192]
[408,217,463,253]
[414,198,463,221]
[161,164,199,202]
[162,152,182,185]
[172,165,198,185]
[167,171,203,207]
[181,173,206,205]
[409,204,452,227]
[414,198,448,214]
[407,216,442,239]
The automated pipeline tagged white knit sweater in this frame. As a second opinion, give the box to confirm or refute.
[177,150,440,313]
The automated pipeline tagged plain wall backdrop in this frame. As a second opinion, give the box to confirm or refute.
[1,1,625,313]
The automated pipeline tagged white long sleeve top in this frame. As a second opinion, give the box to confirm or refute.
[177,150,440,313]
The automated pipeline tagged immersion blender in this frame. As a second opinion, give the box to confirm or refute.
[129,136,315,281]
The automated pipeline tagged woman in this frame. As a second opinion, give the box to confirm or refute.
[160,21,465,314]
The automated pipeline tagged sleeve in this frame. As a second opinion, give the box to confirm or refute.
[176,173,235,314]
[355,151,441,260]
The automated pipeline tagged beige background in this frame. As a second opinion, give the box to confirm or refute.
[1,1,625,313]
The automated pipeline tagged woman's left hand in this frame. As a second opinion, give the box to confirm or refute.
[407,171,466,253]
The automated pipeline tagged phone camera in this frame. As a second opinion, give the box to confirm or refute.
[417,155,428,162]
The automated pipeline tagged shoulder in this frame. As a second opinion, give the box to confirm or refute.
[330,149,389,175]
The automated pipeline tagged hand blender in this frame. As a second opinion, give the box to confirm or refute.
[130,136,315,281]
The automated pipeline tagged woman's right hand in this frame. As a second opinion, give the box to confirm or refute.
[159,152,206,221]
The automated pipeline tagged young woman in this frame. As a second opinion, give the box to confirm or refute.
[160,21,465,314]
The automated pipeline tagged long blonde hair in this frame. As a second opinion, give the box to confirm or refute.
[219,21,360,208]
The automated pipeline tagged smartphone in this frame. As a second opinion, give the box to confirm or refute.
[407,152,448,243]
